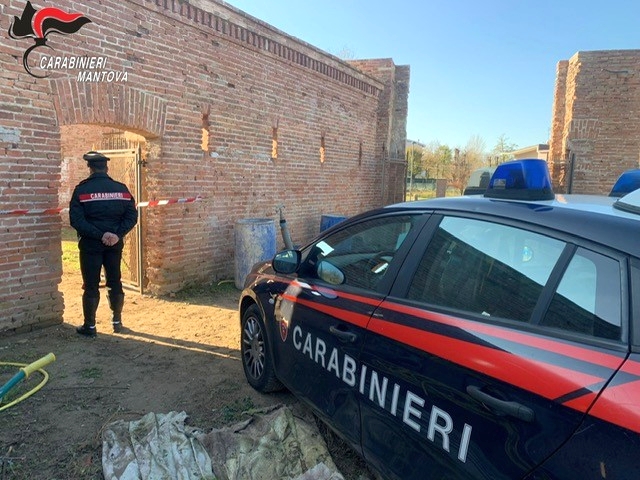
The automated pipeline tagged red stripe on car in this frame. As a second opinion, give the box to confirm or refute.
[368,317,608,402]
[281,294,371,328]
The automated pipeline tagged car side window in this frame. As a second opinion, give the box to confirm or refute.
[407,216,565,322]
[540,248,622,341]
[300,215,416,291]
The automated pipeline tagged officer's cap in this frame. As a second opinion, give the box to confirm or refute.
[83,151,110,167]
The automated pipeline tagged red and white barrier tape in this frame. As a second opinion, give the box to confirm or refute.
[0,196,203,216]
[137,195,203,207]
[0,208,66,216]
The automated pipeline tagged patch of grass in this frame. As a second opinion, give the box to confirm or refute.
[63,443,103,480]
[406,189,436,201]
[216,396,256,424]
[79,367,102,380]
[405,187,462,202]
[61,226,80,273]
[170,279,238,301]
[0,453,26,480]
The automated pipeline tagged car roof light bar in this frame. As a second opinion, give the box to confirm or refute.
[484,159,555,201]
[609,169,640,197]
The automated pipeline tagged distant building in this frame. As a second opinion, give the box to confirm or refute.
[510,144,549,161]
[406,139,426,149]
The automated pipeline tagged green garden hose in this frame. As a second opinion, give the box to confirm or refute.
[0,353,55,412]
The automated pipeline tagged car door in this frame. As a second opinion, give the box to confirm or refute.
[358,214,628,480]
[271,212,426,449]
[526,255,639,479]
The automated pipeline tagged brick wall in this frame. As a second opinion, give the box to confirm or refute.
[549,50,640,194]
[0,0,409,333]
[548,60,568,188]
[349,60,411,205]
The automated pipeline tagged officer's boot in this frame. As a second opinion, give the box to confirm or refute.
[108,293,125,333]
[77,296,99,338]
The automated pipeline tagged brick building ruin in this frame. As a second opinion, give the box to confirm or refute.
[0,0,409,334]
[549,50,640,194]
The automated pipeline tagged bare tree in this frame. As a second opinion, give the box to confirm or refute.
[465,135,487,167]
[334,46,356,60]
[406,143,424,194]
[450,148,468,194]
[422,142,452,180]
[450,135,488,194]
[490,134,518,165]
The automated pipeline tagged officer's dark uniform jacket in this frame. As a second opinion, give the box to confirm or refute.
[69,172,138,247]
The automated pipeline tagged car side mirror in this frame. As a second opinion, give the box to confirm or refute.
[272,250,301,274]
[317,260,345,285]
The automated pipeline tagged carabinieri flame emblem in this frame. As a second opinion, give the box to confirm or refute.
[8,1,91,77]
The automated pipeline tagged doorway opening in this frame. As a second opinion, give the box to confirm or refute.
[59,126,148,299]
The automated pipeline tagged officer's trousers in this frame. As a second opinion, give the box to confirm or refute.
[79,238,124,299]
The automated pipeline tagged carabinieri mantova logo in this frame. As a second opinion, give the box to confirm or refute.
[8,1,128,81]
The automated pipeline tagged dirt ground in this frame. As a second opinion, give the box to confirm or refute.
[0,266,373,479]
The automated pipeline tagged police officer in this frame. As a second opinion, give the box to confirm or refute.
[69,151,138,337]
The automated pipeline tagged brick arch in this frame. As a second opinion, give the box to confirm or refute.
[50,79,167,138]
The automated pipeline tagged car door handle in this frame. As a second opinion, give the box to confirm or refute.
[466,385,535,423]
[329,325,358,343]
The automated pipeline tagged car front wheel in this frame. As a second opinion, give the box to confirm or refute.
[241,304,283,393]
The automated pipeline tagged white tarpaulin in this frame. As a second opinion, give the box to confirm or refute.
[102,410,214,480]
[102,404,348,480]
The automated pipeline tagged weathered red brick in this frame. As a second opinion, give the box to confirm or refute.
[550,50,640,194]
[0,0,408,334]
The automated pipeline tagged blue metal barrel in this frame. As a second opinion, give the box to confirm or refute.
[320,214,347,232]
[234,218,276,289]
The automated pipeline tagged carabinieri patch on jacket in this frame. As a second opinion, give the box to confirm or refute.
[78,192,132,202]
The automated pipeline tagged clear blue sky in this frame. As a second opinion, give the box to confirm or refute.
[225,0,640,151]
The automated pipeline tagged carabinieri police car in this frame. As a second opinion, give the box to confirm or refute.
[238,159,640,480]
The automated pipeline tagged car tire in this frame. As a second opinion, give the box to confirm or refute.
[241,304,283,393]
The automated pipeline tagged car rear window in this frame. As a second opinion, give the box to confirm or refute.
[540,247,622,341]
[407,216,565,322]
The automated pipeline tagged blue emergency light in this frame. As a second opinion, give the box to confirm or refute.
[484,159,554,200]
[609,169,640,197]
